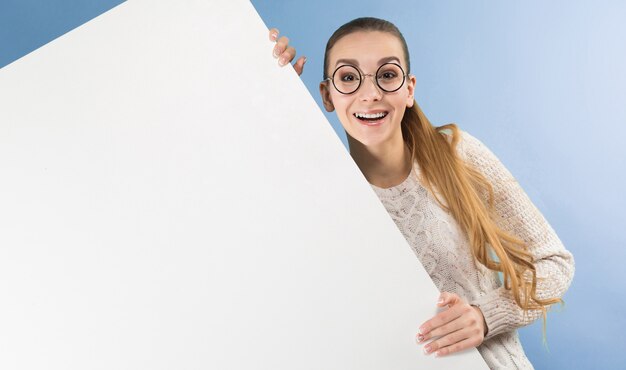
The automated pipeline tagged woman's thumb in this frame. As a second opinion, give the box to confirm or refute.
[437,292,460,307]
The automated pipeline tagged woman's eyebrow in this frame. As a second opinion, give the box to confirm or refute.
[335,56,401,67]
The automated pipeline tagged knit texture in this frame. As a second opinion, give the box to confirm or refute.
[370,131,575,369]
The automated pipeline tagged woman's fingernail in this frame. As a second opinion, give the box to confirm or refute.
[437,297,444,304]
[423,345,432,354]
[416,334,424,343]
[273,49,279,58]
[278,57,287,66]
[303,56,307,64]
[271,32,278,40]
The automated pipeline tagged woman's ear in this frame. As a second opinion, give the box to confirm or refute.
[319,82,335,112]
[406,74,416,108]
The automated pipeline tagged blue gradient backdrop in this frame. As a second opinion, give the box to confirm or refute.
[1,1,624,368]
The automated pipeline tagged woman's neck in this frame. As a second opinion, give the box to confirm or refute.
[348,134,412,189]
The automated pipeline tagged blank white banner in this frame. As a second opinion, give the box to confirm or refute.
[0,1,486,369]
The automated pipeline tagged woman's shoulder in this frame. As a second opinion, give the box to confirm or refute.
[438,127,492,163]
[455,129,522,192]
[459,129,486,151]
[445,128,515,181]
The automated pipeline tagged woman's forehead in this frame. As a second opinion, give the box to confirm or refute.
[329,31,405,67]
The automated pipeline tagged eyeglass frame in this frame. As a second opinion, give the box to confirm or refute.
[322,62,410,95]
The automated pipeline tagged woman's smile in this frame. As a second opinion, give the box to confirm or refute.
[352,109,389,126]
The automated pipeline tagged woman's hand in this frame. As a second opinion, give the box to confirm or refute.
[269,28,306,76]
[416,292,487,357]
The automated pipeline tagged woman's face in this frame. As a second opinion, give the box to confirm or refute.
[320,31,416,149]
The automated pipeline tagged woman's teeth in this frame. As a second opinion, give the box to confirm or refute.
[354,112,388,121]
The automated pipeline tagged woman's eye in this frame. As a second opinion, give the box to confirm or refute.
[380,71,397,80]
[341,74,358,82]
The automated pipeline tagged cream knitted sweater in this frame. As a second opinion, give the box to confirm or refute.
[370,131,575,369]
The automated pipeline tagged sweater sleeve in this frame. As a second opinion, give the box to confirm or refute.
[456,130,575,340]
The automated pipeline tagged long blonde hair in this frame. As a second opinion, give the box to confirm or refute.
[324,17,562,317]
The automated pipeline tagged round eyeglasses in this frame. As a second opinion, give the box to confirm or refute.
[323,62,408,95]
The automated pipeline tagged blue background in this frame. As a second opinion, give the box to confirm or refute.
[2,1,624,368]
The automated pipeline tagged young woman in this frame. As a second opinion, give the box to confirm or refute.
[269,18,574,369]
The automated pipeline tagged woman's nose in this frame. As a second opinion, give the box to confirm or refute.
[358,75,383,101]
